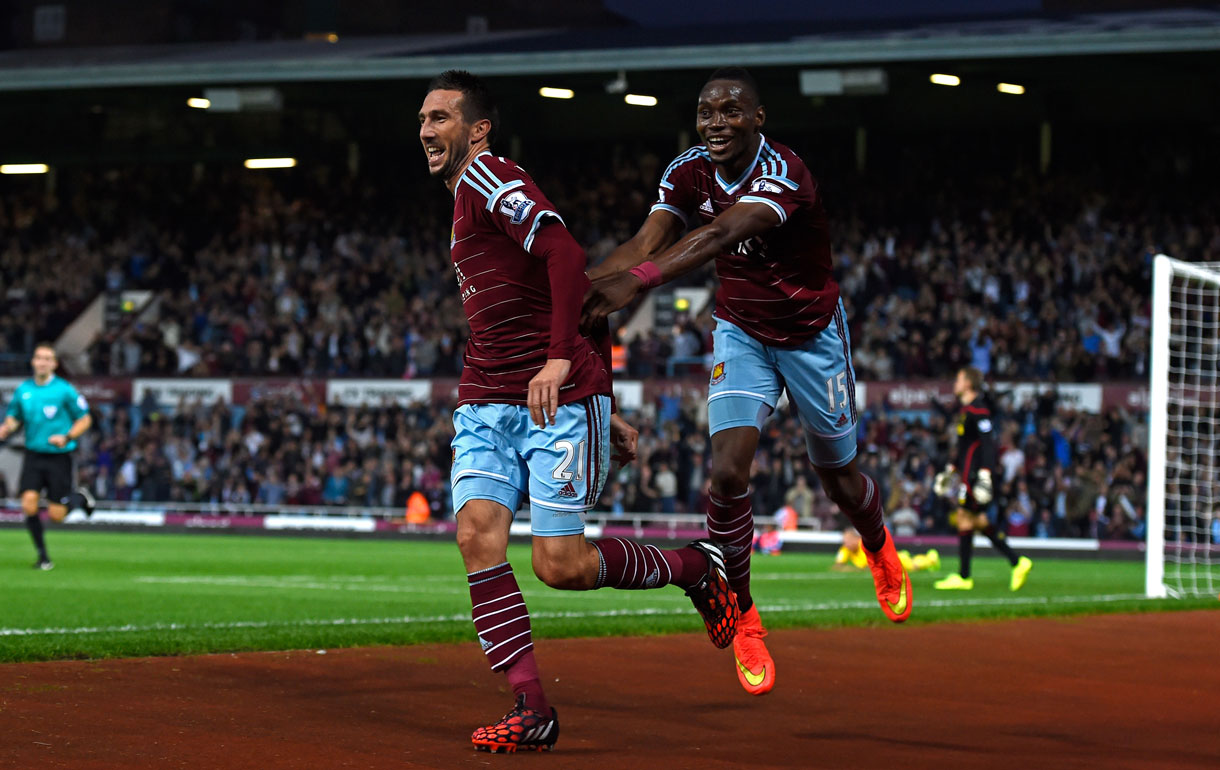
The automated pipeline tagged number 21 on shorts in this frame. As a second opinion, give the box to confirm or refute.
[552,440,586,481]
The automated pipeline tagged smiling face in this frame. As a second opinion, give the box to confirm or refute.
[419,89,486,189]
[696,79,765,175]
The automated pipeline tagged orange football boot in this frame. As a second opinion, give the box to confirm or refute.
[864,526,912,623]
[732,604,775,695]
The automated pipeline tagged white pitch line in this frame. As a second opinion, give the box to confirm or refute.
[0,593,1153,637]
[130,576,672,601]
[134,576,466,595]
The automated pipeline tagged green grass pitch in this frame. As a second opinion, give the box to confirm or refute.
[1,530,1216,663]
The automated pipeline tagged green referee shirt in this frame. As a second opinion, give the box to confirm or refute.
[4,375,89,453]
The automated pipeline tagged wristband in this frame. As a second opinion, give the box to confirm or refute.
[627,261,663,289]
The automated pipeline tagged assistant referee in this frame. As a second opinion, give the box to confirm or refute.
[0,343,95,569]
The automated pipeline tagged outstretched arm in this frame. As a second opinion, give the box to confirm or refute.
[587,210,685,282]
[582,201,780,327]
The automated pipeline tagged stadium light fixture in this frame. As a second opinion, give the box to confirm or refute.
[187,97,211,109]
[625,94,658,107]
[243,157,297,170]
[0,163,49,174]
[539,87,575,99]
[997,82,1026,95]
[929,74,961,87]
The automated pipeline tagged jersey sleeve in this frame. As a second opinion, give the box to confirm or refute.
[649,150,702,227]
[64,383,89,420]
[737,158,815,225]
[464,156,566,255]
[970,408,997,473]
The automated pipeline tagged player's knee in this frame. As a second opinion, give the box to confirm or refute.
[46,504,67,522]
[455,512,506,566]
[21,494,39,516]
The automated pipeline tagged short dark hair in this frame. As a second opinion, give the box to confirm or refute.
[427,69,499,146]
[33,341,56,355]
[704,66,762,107]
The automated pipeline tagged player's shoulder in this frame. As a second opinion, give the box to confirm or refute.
[13,378,39,395]
[459,153,533,202]
[756,137,812,187]
[659,145,711,187]
[476,153,531,179]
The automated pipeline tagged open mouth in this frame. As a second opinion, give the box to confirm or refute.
[425,145,445,170]
[705,135,733,154]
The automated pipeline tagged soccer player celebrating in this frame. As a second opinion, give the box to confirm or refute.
[932,366,1033,591]
[0,343,95,569]
[583,67,911,697]
[419,70,738,753]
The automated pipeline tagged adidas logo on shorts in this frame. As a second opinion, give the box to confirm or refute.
[558,482,578,499]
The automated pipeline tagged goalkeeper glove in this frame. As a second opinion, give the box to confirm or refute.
[972,469,994,506]
[933,466,956,497]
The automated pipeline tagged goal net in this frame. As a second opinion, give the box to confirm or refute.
[1147,254,1220,598]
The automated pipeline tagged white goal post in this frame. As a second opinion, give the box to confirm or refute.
[1146,254,1220,598]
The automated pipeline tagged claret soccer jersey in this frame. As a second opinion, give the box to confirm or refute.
[651,136,838,348]
[449,152,611,407]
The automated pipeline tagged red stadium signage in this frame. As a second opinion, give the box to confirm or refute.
[133,378,233,407]
[232,378,328,405]
[325,379,432,407]
[0,376,1153,414]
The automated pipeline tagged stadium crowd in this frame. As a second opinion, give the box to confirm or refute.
[3,139,1214,541]
[67,383,1154,541]
[3,141,1214,382]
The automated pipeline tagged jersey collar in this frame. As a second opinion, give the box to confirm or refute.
[714,134,767,195]
[455,151,495,197]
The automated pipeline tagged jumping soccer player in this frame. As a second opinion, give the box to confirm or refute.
[932,366,1033,591]
[0,344,96,569]
[419,70,738,754]
[583,67,911,698]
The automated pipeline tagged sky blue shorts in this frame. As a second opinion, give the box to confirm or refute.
[707,300,858,469]
[450,395,610,536]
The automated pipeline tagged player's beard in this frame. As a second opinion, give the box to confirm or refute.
[432,142,466,185]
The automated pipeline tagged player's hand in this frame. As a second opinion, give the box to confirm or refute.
[933,466,956,497]
[527,359,571,428]
[581,272,643,331]
[609,413,638,465]
[48,434,68,448]
[972,469,994,505]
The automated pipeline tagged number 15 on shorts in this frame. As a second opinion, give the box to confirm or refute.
[826,371,848,411]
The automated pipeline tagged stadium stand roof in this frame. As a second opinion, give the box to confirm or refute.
[1,8,1218,90]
